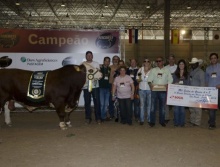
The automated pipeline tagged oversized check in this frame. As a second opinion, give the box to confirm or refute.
[167,84,218,109]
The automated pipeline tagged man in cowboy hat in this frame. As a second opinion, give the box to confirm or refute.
[205,53,220,129]
[189,57,205,126]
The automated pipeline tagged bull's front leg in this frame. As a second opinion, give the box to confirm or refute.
[5,105,12,127]
[64,100,79,127]
[55,104,68,130]
[4,102,12,127]
[65,112,72,128]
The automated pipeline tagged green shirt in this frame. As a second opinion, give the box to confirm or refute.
[147,66,173,85]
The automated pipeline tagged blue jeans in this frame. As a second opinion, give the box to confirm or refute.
[209,109,216,126]
[108,84,114,118]
[209,89,220,126]
[131,98,140,120]
[174,106,185,126]
[139,89,151,122]
[99,88,110,120]
[150,91,166,124]
[83,88,101,121]
[118,98,132,124]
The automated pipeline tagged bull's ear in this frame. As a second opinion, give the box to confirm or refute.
[74,66,80,72]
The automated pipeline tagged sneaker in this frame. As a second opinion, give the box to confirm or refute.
[149,123,155,127]
[96,120,101,124]
[85,119,92,124]
[120,121,126,124]
[135,118,140,122]
[105,117,111,121]
[164,120,170,124]
[160,123,166,127]
[209,125,216,130]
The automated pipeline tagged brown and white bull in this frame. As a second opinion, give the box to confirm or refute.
[0,62,102,129]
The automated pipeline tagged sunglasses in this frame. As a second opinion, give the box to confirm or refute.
[156,60,163,62]
[144,60,150,63]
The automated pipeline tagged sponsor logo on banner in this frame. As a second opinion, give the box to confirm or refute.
[20,57,58,66]
[95,33,117,49]
[0,29,119,53]
[0,31,19,48]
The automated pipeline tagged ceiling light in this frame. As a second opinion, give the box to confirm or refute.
[146,2,150,9]
[61,1,65,7]
[15,0,20,6]
[187,4,191,9]
[181,30,186,35]
[105,0,108,8]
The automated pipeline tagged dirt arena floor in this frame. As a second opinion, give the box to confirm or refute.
[1,108,220,167]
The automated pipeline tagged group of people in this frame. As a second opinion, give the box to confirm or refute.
[82,51,219,129]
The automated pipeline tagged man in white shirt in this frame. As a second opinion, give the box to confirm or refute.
[82,51,101,124]
[148,57,173,127]
[165,55,177,123]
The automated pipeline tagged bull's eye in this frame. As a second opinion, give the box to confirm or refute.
[88,69,93,73]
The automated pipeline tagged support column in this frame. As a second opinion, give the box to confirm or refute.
[164,0,170,62]
[204,27,209,62]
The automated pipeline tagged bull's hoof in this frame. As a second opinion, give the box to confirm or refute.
[59,122,67,130]
[5,122,12,127]
[65,121,72,128]
[60,126,68,130]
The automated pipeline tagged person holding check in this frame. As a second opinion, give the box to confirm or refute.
[205,53,220,129]
[147,57,173,127]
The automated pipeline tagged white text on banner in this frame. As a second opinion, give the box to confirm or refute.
[167,84,218,109]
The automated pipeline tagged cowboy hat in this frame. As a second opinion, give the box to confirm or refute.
[189,57,203,65]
